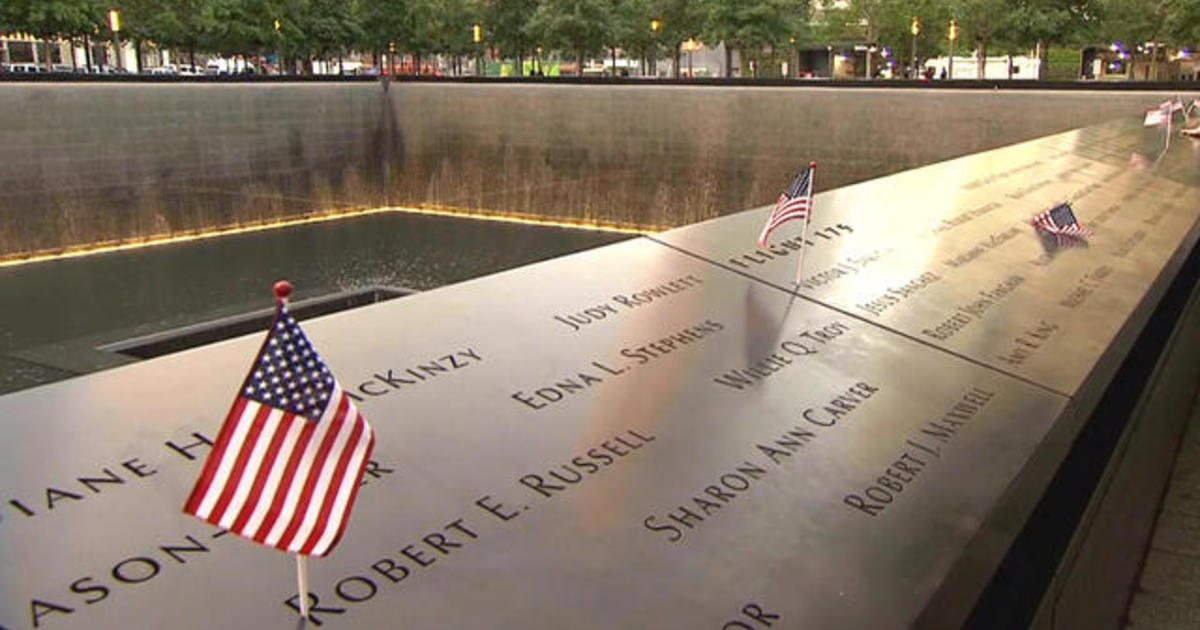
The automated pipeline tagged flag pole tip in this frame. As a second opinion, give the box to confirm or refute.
[809,161,818,169]
[273,280,293,302]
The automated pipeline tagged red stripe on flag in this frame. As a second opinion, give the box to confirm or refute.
[275,397,350,551]
[313,430,375,556]
[183,397,250,516]
[229,413,294,534]
[207,404,274,526]
[299,407,366,555]
[252,416,317,544]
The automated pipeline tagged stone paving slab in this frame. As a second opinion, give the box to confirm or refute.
[1126,394,1200,629]
[1137,550,1200,600]
[1162,481,1200,519]
[1150,508,1200,558]
[1127,590,1200,629]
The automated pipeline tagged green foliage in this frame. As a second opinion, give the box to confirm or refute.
[1165,0,1200,45]
[655,0,706,48]
[428,0,483,56]
[487,0,539,59]
[705,0,800,51]
[2,0,1195,74]
[1045,45,1081,78]
[3,0,102,39]
[527,0,610,64]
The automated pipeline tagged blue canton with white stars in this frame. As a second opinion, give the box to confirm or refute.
[241,308,335,421]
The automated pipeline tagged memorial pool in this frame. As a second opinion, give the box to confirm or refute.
[0,212,626,393]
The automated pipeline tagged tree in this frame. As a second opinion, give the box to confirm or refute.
[1164,0,1200,45]
[1006,0,1100,78]
[527,0,611,73]
[427,0,482,75]
[120,0,189,71]
[655,0,706,77]
[198,0,272,66]
[4,0,101,70]
[706,0,800,77]
[488,0,539,74]
[164,0,216,70]
[947,0,1011,78]
[615,0,655,75]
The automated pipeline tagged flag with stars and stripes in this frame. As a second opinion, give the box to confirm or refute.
[1164,96,1186,113]
[1032,201,1092,247]
[183,303,375,557]
[758,164,815,246]
[1145,99,1182,127]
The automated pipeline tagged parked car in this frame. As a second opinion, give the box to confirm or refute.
[2,63,45,74]
[204,58,257,75]
[176,64,200,76]
[89,65,128,75]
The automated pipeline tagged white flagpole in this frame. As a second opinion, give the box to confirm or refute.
[794,223,809,287]
[296,554,310,618]
[1166,108,1173,152]
[284,276,305,621]
[276,280,308,619]
[794,162,817,287]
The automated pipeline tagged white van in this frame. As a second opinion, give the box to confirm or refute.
[3,63,45,74]
[205,58,257,75]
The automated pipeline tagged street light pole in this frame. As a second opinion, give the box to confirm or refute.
[650,19,660,77]
[472,24,482,76]
[948,19,957,79]
[789,36,796,78]
[274,18,283,75]
[911,17,920,79]
[107,9,121,71]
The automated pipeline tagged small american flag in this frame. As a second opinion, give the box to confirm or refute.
[1145,104,1172,127]
[758,163,816,246]
[1145,98,1184,127]
[1162,96,1186,113]
[1032,201,1091,247]
[184,301,375,557]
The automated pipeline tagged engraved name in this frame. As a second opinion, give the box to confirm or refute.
[712,321,850,390]
[517,429,656,499]
[960,161,1043,190]
[347,348,483,401]
[857,272,942,317]
[1059,265,1112,309]
[997,320,1060,366]
[942,226,1022,269]
[921,274,1025,341]
[645,381,878,542]
[1005,179,1055,200]
[843,387,995,517]
[512,320,725,410]
[552,273,705,332]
